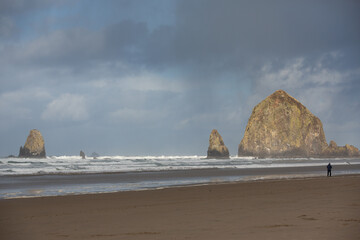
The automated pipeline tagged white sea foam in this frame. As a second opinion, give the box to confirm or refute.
[1,155,360,176]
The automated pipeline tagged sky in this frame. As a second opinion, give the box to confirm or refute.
[0,0,359,156]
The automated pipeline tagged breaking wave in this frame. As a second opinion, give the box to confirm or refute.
[1,155,359,176]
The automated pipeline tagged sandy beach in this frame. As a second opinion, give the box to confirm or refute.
[1,175,359,240]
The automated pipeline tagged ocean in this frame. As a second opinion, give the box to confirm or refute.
[1,155,360,199]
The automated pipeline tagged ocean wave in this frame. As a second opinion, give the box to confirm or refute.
[0,155,359,176]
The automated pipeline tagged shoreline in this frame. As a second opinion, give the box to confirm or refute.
[1,164,360,199]
[2,161,359,176]
[4,173,360,201]
[1,175,359,239]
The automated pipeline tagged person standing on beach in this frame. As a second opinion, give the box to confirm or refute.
[327,163,332,177]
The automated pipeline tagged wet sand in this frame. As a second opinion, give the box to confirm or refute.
[1,175,359,240]
[2,164,360,199]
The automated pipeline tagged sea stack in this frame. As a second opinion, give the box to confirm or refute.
[238,90,328,158]
[80,150,86,159]
[207,129,230,159]
[19,129,46,158]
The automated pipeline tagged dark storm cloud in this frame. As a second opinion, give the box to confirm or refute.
[0,0,67,38]
[0,0,163,68]
[144,0,360,70]
[1,22,147,65]
[0,20,150,91]
[0,0,60,15]
[4,0,359,75]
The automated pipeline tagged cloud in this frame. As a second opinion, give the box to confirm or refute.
[0,0,69,42]
[246,54,360,146]
[41,93,89,121]
[7,28,103,65]
[175,113,219,130]
[2,0,359,87]
[0,16,15,39]
[0,1,360,155]
[0,19,149,68]
[118,70,184,93]
[142,0,360,72]
[88,69,184,93]
[0,88,51,123]
[109,108,161,123]
[251,55,360,113]
[0,0,63,15]
[0,87,50,101]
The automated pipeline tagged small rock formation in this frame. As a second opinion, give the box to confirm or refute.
[19,129,46,158]
[80,150,86,159]
[207,129,230,159]
[238,90,328,157]
[322,140,360,157]
[344,144,360,157]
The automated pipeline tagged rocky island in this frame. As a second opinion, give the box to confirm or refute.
[207,129,230,159]
[238,90,359,158]
[80,150,86,159]
[18,129,46,158]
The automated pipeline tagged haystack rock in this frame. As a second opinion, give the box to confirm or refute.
[238,90,328,157]
[19,129,46,158]
[207,129,230,159]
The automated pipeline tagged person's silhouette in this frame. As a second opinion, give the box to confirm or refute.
[327,163,332,177]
